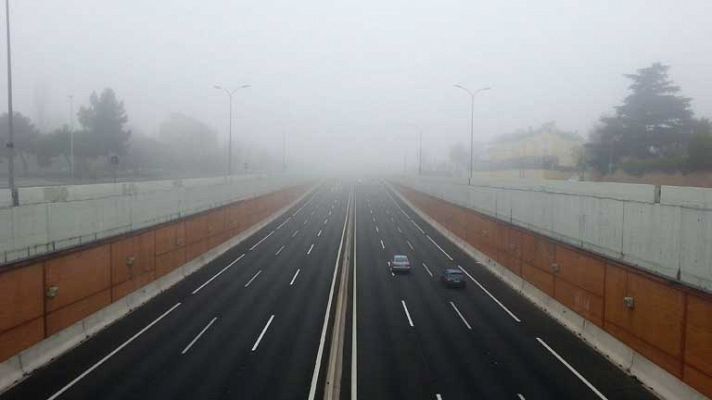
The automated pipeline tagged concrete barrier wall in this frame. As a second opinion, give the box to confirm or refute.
[396,176,712,294]
[0,183,309,366]
[395,183,712,398]
[0,174,307,266]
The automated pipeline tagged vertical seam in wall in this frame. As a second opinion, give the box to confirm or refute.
[42,261,48,339]
[679,292,688,379]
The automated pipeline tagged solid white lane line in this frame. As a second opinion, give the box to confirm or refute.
[181,317,218,355]
[457,266,521,323]
[308,192,351,400]
[324,218,329,225]
[351,198,358,400]
[47,303,182,400]
[449,301,472,330]
[426,234,453,261]
[401,300,414,327]
[276,217,291,230]
[275,245,285,256]
[292,229,299,238]
[249,231,275,251]
[317,229,322,237]
[380,240,385,249]
[252,315,275,351]
[244,270,262,287]
[192,254,245,295]
[536,338,608,400]
[411,219,425,234]
[422,263,434,277]
[290,269,301,286]
[307,243,315,255]
[406,240,414,250]
[375,226,379,233]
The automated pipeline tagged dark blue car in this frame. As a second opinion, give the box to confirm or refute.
[440,268,466,288]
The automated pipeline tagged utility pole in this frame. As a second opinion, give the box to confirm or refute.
[5,0,17,206]
[282,131,286,171]
[418,130,423,175]
[454,84,491,184]
[68,95,74,181]
[214,84,250,176]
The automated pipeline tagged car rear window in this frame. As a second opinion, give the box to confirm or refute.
[394,255,408,262]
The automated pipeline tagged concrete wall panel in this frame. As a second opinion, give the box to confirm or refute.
[154,222,185,255]
[555,246,605,297]
[0,263,44,333]
[554,278,604,326]
[0,318,44,362]
[156,247,185,277]
[684,294,712,377]
[45,246,111,312]
[46,290,111,335]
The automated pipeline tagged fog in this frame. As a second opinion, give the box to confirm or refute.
[2,0,712,174]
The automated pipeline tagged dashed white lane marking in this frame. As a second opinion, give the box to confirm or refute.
[436,395,443,400]
[401,300,414,327]
[252,315,275,351]
[457,266,521,323]
[397,226,402,233]
[411,219,425,234]
[406,240,414,250]
[536,338,608,400]
[317,229,322,237]
[426,234,453,260]
[375,226,379,233]
[380,240,385,249]
[249,231,274,250]
[46,302,182,400]
[324,218,329,225]
[292,229,299,238]
[307,243,315,255]
[449,301,472,330]
[275,245,285,256]
[244,270,262,287]
[517,394,526,400]
[421,263,433,277]
[192,254,244,294]
[328,210,332,216]
[181,317,218,354]
[290,269,301,286]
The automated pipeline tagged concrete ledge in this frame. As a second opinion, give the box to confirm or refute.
[0,184,316,394]
[389,183,707,400]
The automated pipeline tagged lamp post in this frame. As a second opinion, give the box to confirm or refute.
[68,94,74,181]
[5,0,17,205]
[214,84,250,176]
[453,84,490,184]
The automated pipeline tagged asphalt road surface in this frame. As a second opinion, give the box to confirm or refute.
[1,179,655,400]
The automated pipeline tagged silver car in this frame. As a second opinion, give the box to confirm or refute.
[389,254,411,273]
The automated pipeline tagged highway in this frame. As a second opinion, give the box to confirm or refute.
[0,179,655,400]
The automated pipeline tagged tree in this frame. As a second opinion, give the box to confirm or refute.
[77,88,131,157]
[687,118,712,170]
[0,112,40,175]
[587,63,695,172]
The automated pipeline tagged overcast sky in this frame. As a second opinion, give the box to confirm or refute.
[2,0,711,172]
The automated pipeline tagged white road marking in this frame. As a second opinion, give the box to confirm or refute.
[276,217,291,230]
[397,226,402,233]
[457,266,521,323]
[191,254,245,294]
[181,317,218,354]
[536,338,608,400]
[317,229,322,237]
[401,300,414,327]
[411,219,425,234]
[275,245,285,256]
[249,231,274,251]
[244,270,262,287]
[449,301,472,330]
[324,218,329,225]
[252,315,275,351]
[375,226,379,233]
[406,240,414,250]
[328,210,332,216]
[309,193,351,400]
[517,394,526,400]
[426,235,453,260]
[380,240,385,249]
[307,243,315,255]
[421,263,434,277]
[436,395,443,400]
[372,217,375,223]
[304,219,309,225]
[46,302,182,400]
[290,269,301,286]
[370,209,373,214]
[351,198,359,400]
[292,229,299,238]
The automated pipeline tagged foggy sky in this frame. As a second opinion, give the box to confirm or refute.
[2,0,712,173]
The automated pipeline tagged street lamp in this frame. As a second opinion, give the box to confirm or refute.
[214,84,250,176]
[453,84,490,184]
[68,95,74,181]
[5,0,17,206]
